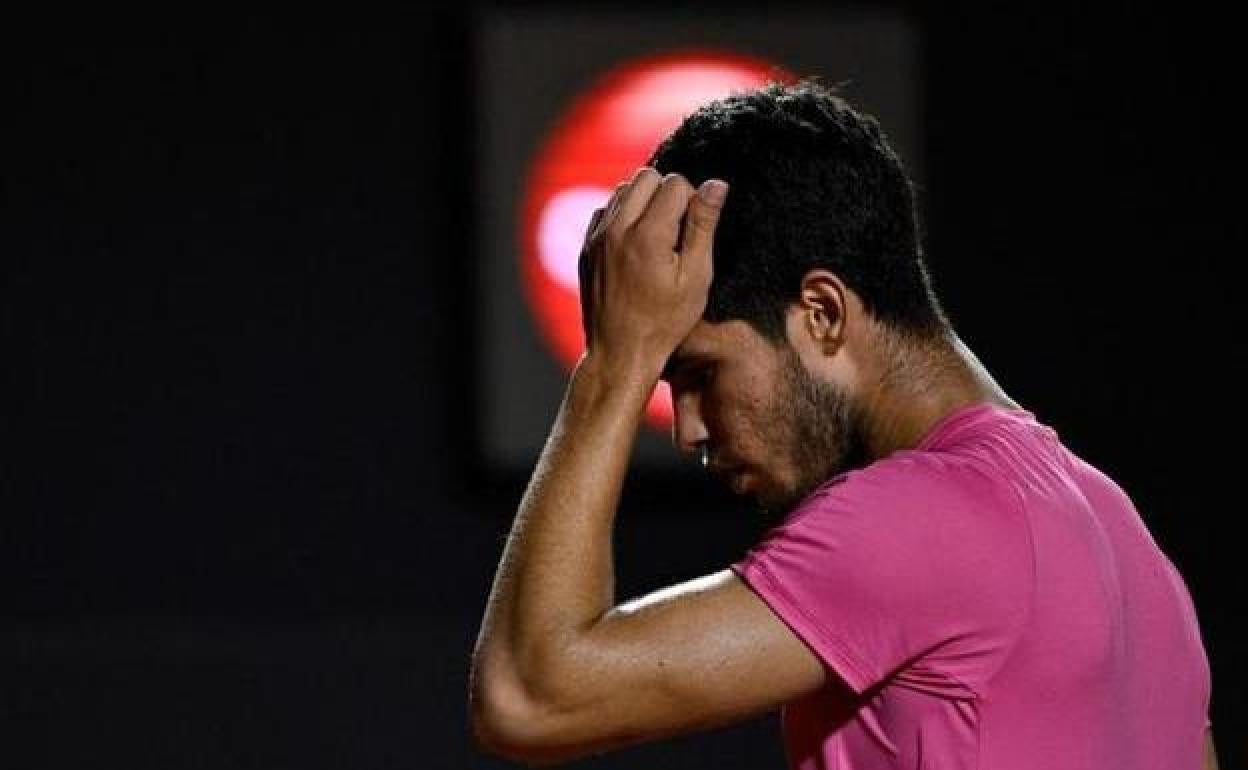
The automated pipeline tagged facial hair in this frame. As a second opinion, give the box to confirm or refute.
[757,348,871,516]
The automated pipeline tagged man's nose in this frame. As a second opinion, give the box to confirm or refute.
[671,389,709,457]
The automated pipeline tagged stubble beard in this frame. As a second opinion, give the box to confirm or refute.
[757,349,871,518]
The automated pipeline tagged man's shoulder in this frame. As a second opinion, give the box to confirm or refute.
[819,443,1003,496]
[798,448,1019,526]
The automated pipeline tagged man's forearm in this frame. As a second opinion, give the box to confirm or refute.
[472,353,656,703]
[471,168,723,759]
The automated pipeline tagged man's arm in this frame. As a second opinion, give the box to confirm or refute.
[469,170,834,764]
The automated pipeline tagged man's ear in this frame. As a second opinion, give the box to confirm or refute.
[796,269,849,356]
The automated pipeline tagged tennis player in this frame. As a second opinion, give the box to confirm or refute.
[471,82,1216,769]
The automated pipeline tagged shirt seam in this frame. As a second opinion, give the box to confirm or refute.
[736,557,878,694]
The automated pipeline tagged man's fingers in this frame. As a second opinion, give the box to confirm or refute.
[637,174,698,247]
[679,179,729,278]
[611,167,664,232]
[605,179,630,218]
[580,181,628,294]
[591,182,629,239]
[584,207,606,244]
[579,208,602,289]
[578,182,627,344]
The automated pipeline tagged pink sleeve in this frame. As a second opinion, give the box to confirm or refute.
[732,456,1033,698]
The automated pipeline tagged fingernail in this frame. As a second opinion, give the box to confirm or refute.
[698,179,729,206]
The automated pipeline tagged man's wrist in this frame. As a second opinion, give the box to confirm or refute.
[571,350,662,416]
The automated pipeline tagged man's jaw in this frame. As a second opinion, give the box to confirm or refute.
[706,455,750,496]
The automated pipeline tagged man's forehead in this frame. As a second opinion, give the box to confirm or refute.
[669,319,766,364]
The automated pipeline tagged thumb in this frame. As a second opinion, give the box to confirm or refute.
[679,179,729,273]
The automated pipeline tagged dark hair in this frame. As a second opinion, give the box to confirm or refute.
[650,80,949,341]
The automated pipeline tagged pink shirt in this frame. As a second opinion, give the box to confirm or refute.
[732,403,1211,769]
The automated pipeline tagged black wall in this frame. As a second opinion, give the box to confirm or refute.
[3,5,1241,768]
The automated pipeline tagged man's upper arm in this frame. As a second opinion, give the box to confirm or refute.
[510,569,841,760]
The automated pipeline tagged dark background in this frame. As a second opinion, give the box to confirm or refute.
[3,4,1241,768]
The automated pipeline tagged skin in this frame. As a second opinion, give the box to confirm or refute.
[469,166,1218,767]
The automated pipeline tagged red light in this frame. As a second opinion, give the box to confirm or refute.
[519,51,793,431]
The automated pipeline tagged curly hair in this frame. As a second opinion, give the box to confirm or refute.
[649,80,949,341]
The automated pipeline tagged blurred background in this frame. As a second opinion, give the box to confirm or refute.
[2,4,1242,768]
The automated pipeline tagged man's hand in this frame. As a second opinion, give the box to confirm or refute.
[578,168,729,380]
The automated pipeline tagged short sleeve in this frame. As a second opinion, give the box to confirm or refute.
[732,455,1033,698]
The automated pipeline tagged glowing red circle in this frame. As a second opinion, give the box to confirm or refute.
[519,50,793,432]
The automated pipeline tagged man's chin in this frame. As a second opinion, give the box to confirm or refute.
[722,468,826,519]
[721,475,783,517]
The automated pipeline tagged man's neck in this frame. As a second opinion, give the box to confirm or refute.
[859,330,1020,462]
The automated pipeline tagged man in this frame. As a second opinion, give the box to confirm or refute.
[470,82,1216,768]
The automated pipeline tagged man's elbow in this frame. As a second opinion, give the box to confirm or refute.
[470,680,539,763]
[469,668,576,765]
